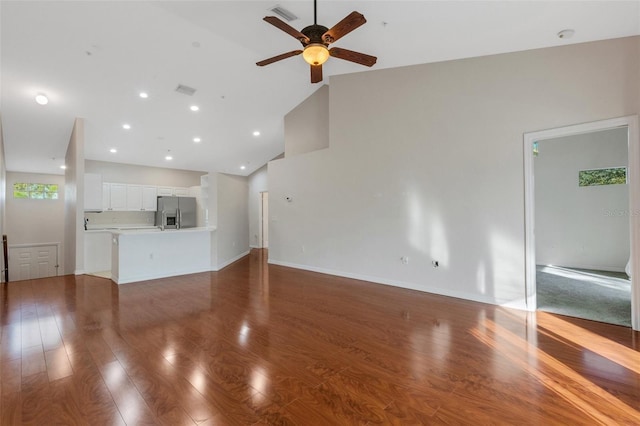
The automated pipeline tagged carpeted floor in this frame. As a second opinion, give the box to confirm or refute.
[536,265,632,327]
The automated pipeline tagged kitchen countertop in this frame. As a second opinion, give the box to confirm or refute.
[85,224,157,232]
[112,226,215,235]
[86,226,216,234]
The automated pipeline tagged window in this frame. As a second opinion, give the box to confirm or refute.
[578,167,627,187]
[13,183,59,199]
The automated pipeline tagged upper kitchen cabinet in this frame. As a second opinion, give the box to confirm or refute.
[84,173,103,211]
[157,187,173,196]
[142,186,158,211]
[157,187,190,197]
[126,185,143,211]
[125,185,157,211]
[103,183,127,211]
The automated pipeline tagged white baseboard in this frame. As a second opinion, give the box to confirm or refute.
[267,259,527,311]
[538,263,626,273]
[216,250,250,271]
[114,267,212,284]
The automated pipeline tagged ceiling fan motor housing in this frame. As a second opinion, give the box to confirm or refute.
[301,25,330,46]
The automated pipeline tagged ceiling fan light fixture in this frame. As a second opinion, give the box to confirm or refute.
[302,43,329,66]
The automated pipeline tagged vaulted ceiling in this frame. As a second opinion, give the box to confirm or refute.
[2,1,639,176]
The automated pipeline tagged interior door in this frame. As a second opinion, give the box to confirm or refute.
[8,244,58,281]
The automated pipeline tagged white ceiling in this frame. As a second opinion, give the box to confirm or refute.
[2,1,639,176]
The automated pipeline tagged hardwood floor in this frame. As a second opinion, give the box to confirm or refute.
[1,249,639,425]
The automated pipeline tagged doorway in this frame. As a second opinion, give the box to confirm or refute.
[524,116,640,331]
[259,191,269,249]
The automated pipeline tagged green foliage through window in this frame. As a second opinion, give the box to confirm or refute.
[578,167,627,187]
[13,183,59,199]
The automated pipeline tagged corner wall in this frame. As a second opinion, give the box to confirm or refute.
[284,85,329,157]
[269,36,640,309]
[248,164,268,248]
[215,173,249,269]
[0,116,5,282]
[64,118,85,275]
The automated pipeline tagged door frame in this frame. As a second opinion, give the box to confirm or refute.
[523,115,639,330]
[258,191,269,249]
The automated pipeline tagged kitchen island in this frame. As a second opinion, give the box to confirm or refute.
[111,227,216,284]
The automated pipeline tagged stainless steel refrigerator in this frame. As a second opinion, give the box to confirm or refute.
[155,196,197,229]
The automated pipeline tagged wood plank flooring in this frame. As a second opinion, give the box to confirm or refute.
[1,248,639,425]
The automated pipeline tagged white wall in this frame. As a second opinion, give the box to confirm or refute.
[64,118,85,275]
[5,172,66,269]
[215,173,249,269]
[85,160,204,186]
[284,85,329,157]
[248,164,268,248]
[269,36,640,308]
[535,128,629,271]
[0,116,6,282]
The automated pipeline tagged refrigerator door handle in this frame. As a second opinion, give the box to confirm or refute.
[161,210,165,231]
[177,208,182,230]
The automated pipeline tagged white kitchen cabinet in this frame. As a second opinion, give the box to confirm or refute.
[173,187,189,196]
[84,231,112,273]
[102,183,111,210]
[84,173,103,211]
[104,183,127,211]
[126,185,143,210]
[126,185,157,211]
[142,186,157,211]
[157,187,173,196]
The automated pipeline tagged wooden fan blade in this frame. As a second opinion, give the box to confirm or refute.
[310,65,323,83]
[329,47,377,67]
[264,16,309,43]
[256,50,303,66]
[322,11,366,43]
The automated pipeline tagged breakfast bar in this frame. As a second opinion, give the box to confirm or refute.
[111,227,216,284]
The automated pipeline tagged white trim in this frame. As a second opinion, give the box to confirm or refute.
[8,242,60,249]
[216,250,250,271]
[113,267,212,284]
[523,115,639,331]
[268,259,527,310]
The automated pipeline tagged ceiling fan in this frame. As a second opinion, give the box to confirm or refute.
[256,0,377,83]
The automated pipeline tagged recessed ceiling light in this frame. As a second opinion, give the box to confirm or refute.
[110,148,117,153]
[165,155,173,161]
[60,165,67,170]
[122,124,131,130]
[557,29,575,39]
[240,165,246,170]
[139,92,148,99]
[253,131,260,136]
[193,137,201,143]
[190,105,199,112]
[35,94,49,105]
